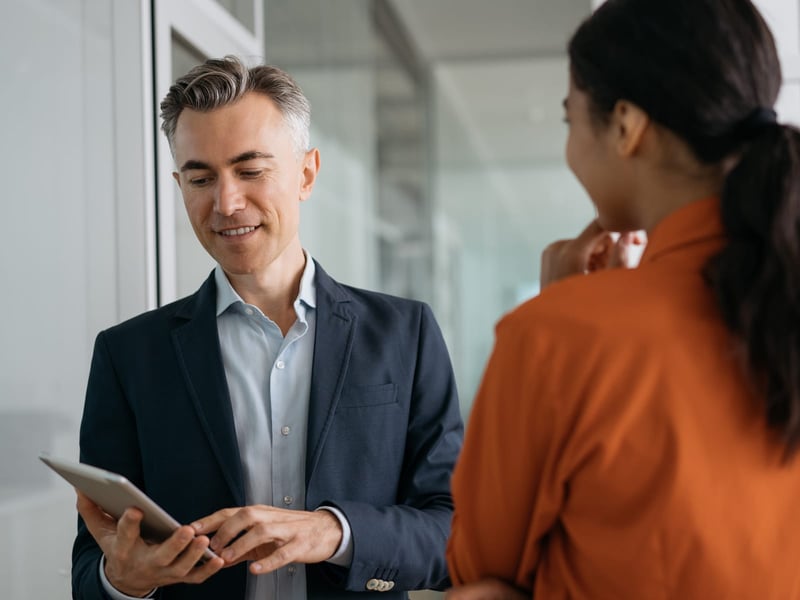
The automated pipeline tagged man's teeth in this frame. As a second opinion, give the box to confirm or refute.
[221,226,256,236]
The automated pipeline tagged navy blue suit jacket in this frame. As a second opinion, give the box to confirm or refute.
[73,262,463,599]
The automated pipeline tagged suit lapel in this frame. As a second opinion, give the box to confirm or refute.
[171,273,246,506]
[306,263,356,485]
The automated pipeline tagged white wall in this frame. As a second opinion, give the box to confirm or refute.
[0,0,152,597]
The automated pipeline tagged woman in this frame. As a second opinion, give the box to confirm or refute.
[446,0,800,598]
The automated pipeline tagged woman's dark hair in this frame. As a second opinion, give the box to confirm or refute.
[569,0,800,453]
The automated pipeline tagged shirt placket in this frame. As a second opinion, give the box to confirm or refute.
[270,319,308,598]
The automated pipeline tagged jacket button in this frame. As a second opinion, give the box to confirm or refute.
[366,578,380,591]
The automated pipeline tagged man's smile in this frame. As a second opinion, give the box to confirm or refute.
[218,225,258,237]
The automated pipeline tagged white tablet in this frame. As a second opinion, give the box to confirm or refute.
[40,453,218,562]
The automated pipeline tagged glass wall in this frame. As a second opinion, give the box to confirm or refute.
[263,0,422,295]
[263,0,800,417]
[0,1,120,596]
[263,0,595,415]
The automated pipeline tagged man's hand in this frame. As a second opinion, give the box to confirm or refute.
[540,220,646,289]
[194,505,343,575]
[76,491,224,597]
[446,578,528,600]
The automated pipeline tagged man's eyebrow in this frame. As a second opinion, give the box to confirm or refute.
[228,151,274,165]
[179,152,275,173]
[179,159,210,172]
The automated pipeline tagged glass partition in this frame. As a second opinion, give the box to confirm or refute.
[0,1,119,596]
[263,0,595,416]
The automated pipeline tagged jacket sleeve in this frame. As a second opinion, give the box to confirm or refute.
[319,303,464,592]
[72,331,144,600]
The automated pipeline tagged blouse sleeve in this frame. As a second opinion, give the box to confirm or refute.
[446,308,575,592]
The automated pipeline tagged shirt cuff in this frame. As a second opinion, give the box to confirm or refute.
[99,556,157,599]
[315,506,354,567]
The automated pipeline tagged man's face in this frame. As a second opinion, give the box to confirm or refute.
[172,92,318,278]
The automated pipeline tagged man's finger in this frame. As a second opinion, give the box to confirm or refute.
[249,542,294,575]
[76,492,113,524]
[76,491,119,548]
[114,507,145,549]
[217,520,285,565]
[182,549,226,583]
[149,525,197,568]
[170,535,221,577]
[191,507,237,535]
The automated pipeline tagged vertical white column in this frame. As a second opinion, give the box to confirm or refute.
[113,0,158,317]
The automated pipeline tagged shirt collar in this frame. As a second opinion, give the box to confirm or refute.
[296,252,317,310]
[640,196,724,265]
[214,251,317,317]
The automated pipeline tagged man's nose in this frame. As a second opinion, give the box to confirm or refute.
[214,176,246,216]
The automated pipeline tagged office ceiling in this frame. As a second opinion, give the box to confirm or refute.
[389,0,593,166]
[264,0,592,167]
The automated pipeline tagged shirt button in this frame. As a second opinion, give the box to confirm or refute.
[244,307,254,316]
[283,495,293,505]
[281,426,291,436]
[275,360,285,369]
[287,565,296,576]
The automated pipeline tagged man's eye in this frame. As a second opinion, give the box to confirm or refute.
[189,177,212,186]
[240,170,262,179]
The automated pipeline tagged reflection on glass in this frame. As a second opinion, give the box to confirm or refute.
[215,0,256,33]
[263,0,432,301]
[262,0,596,420]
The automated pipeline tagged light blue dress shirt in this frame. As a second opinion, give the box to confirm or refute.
[100,253,352,600]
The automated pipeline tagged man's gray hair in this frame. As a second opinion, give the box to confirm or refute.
[160,55,311,157]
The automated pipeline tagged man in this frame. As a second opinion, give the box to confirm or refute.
[73,56,463,600]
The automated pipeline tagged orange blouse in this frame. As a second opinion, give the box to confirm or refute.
[447,197,800,599]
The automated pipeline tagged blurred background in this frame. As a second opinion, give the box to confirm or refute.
[1,0,798,597]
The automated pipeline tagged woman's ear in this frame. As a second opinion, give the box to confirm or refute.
[611,100,650,157]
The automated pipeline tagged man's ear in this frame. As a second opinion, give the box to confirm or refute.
[611,100,650,158]
[172,171,181,188]
[299,148,320,202]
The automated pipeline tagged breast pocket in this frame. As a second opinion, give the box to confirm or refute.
[337,383,398,409]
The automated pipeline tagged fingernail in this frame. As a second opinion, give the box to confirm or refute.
[222,549,233,561]
[191,522,203,531]
[252,563,262,572]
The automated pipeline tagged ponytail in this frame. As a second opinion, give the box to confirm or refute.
[705,123,800,454]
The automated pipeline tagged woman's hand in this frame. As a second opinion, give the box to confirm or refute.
[540,220,646,289]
